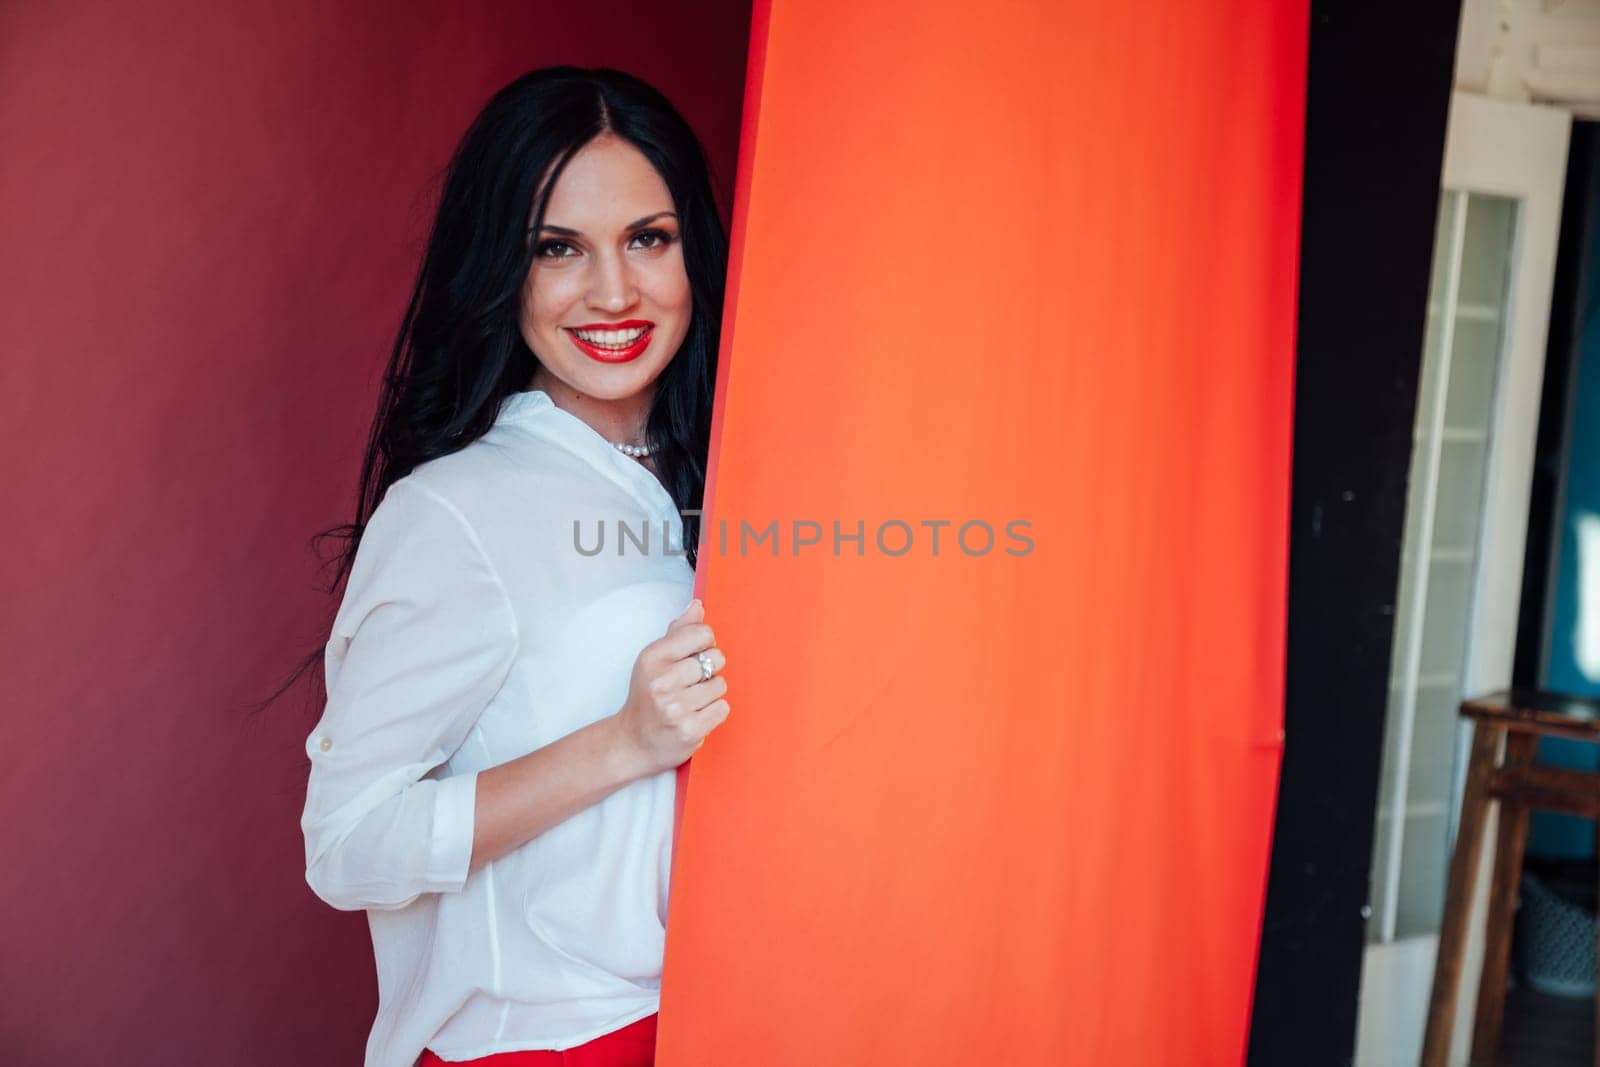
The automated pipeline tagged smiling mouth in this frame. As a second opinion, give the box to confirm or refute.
[564,325,654,363]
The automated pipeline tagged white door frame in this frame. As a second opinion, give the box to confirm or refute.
[1355,90,1570,1067]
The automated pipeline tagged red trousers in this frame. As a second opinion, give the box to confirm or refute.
[418,1014,656,1067]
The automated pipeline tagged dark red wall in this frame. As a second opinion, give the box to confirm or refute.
[0,3,749,1061]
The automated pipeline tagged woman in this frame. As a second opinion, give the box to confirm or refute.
[300,66,732,1067]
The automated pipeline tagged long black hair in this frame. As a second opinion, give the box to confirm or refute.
[259,65,727,716]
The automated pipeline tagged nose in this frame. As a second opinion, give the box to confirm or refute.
[586,247,639,314]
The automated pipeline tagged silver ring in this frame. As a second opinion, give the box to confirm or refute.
[696,651,714,682]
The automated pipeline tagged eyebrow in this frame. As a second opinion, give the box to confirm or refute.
[534,211,678,236]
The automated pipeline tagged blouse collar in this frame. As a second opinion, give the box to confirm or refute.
[496,389,682,530]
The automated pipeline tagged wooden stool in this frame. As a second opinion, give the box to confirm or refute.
[1421,689,1600,1066]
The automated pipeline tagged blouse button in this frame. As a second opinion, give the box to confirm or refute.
[318,736,333,752]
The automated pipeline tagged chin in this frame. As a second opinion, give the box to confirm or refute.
[571,360,669,401]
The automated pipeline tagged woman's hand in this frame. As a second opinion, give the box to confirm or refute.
[468,598,726,872]
[614,598,730,775]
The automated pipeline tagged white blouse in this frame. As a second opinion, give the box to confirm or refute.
[301,388,693,1067]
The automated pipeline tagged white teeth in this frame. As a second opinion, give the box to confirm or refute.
[572,326,649,346]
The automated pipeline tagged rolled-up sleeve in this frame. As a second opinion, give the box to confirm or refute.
[301,478,519,912]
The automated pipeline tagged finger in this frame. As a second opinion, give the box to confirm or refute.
[675,673,729,711]
[651,621,715,663]
[665,646,726,690]
[689,697,731,733]
[664,598,704,634]
[681,681,726,713]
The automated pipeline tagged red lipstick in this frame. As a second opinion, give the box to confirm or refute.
[563,321,655,364]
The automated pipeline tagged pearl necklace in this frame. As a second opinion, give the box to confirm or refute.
[612,440,657,458]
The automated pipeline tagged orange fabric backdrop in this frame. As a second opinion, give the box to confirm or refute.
[664,2,1308,1062]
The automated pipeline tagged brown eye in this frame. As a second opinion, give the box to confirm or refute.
[631,229,676,250]
[537,240,576,258]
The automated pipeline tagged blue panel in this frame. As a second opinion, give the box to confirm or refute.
[1532,222,1600,860]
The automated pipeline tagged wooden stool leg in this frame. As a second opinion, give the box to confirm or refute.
[1424,721,1504,1067]
[1470,732,1536,1064]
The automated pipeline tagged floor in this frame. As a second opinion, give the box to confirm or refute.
[1499,982,1593,1065]
[1500,859,1597,1065]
